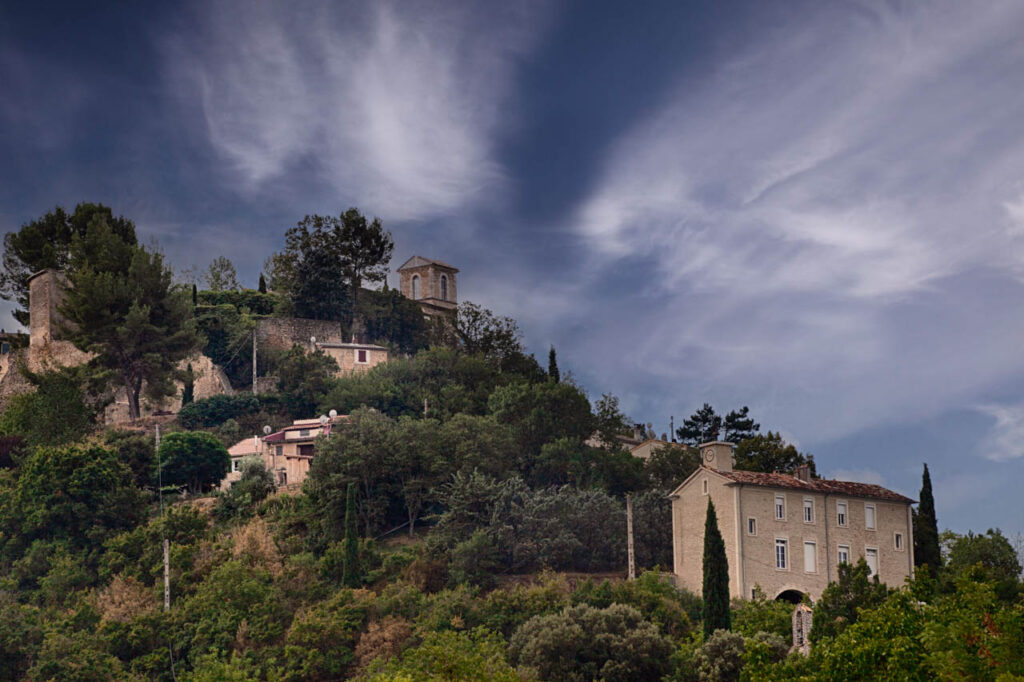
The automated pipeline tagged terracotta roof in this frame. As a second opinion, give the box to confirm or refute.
[227,437,260,456]
[714,468,915,503]
[397,255,459,272]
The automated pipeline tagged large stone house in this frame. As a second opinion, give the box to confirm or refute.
[670,441,915,602]
[224,415,347,488]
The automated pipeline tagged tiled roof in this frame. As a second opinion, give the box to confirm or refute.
[714,468,915,503]
[227,437,260,456]
[397,255,459,272]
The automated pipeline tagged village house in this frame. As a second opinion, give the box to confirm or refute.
[224,414,346,489]
[670,441,915,602]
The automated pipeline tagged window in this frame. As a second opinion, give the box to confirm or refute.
[275,445,283,456]
[747,518,757,535]
[836,500,848,527]
[838,545,850,564]
[865,547,878,577]
[804,541,817,573]
[865,503,876,530]
[299,429,310,438]
[298,444,314,457]
[775,494,786,520]
[357,349,368,363]
[440,275,448,301]
[803,498,814,523]
[775,539,788,569]
[702,479,708,495]
[411,275,420,299]
[894,532,904,551]
[231,459,240,472]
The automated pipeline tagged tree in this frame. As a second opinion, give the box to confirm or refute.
[0,366,101,448]
[182,363,195,406]
[0,203,136,325]
[508,603,674,682]
[914,463,941,577]
[451,302,526,368]
[943,529,1022,600]
[548,346,559,382]
[265,214,350,320]
[59,221,200,420]
[703,499,731,637]
[203,256,240,291]
[732,432,815,475]
[5,442,142,555]
[341,482,361,587]
[275,345,340,417]
[593,393,630,450]
[158,431,229,494]
[677,404,722,445]
[809,558,890,643]
[722,406,759,443]
[258,272,267,293]
[370,628,519,682]
[336,207,394,337]
[644,443,700,490]
[215,458,275,521]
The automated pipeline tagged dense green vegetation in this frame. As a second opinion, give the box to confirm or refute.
[0,203,1020,680]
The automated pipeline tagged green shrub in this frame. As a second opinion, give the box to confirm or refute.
[177,394,260,429]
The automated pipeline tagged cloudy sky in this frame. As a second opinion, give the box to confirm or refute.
[2,0,1023,538]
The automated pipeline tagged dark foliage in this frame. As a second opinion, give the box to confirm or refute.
[702,498,731,637]
[914,463,941,577]
[178,393,261,429]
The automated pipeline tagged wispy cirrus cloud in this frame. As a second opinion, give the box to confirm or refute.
[162,0,552,221]
[563,0,1024,443]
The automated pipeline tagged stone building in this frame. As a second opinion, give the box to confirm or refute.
[397,256,458,318]
[248,415,346,487]
[670,441,915,602]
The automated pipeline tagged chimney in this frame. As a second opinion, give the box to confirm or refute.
[796,464,811,482]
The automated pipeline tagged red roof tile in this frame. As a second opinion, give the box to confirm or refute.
[713,468,915,503]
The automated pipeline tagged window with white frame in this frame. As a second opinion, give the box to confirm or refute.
[803,498,814,523]
[775,539,788,569]
[864,503,876,530]
[865,547,878,577]
[356,349,368,363]
[747,517,757,535]
[894,532,904,551]
[231,459,240,472]
[838,544,850,564]
[804,541,817,572]
[775,494,786,520]
[836,500,848,527]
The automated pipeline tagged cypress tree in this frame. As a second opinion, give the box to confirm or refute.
[702,498,731,638]
[181,363,194,405]
[342,482,361,587]
[914,463,941,576]
[258,273,267,293]
[191,283,198,306]
[548,346,560,383]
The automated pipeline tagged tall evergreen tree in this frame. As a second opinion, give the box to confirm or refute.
[181,363,195,405]
[702,498,731,637]
[914,463,941,576]
[342,482,361,588]
[722,406,760,443]
[192,283,198,306]
[258,272,267,293]
[548,346,560,383]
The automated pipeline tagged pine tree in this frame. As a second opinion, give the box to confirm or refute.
[181,363,194,405]
[702,498,731,638]
[914,463,941,576]
[342,482,361,587]
[678,404,722,445]
[258,273,267,293]
[548,346,560,383]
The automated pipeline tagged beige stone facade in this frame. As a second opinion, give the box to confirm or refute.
[397,256,458,318]
[222,415,346,488]
[316,341,389,375]
[670,442,915,602]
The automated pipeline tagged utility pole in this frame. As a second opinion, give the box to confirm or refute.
[156,425,170,611]
[626,494,636,580]
[251,329,257,394]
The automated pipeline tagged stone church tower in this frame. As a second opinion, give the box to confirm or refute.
[396,256,458,318]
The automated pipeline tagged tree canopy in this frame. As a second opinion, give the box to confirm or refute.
[203,256,241,291]
[158,431,229,494]
[676,404,760,445]
[732,431,815,475]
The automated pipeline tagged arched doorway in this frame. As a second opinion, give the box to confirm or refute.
[776,589,804,604]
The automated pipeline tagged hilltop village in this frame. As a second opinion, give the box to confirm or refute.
[0,203,1018,680]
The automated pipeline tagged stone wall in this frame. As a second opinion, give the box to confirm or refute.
[255,317,345,353]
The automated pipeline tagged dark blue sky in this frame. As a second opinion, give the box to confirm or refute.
[2,0,1024,540]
